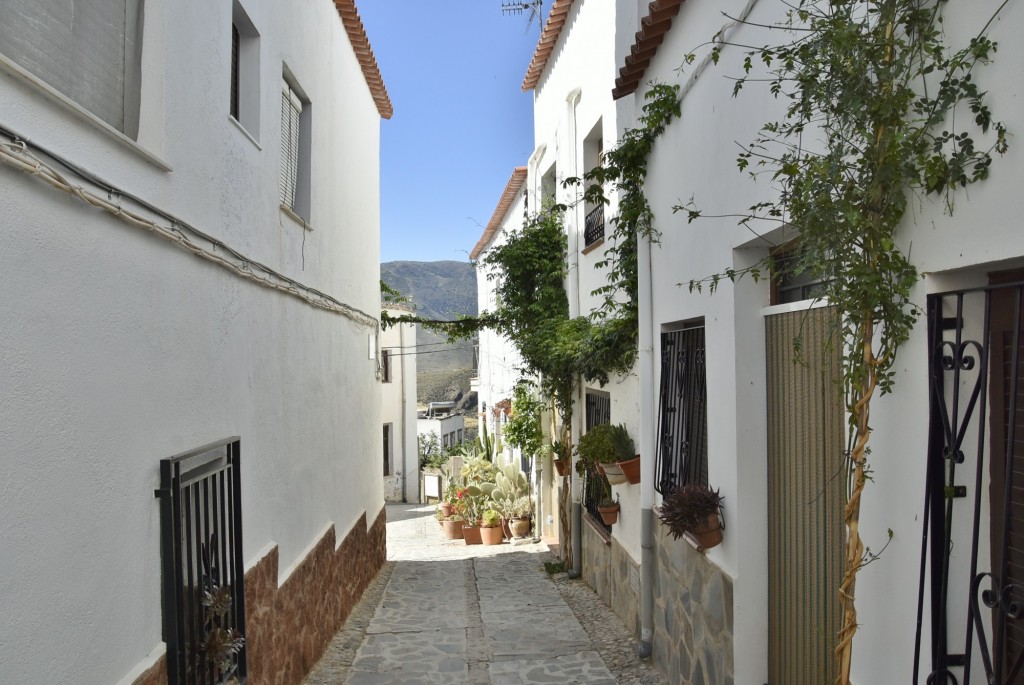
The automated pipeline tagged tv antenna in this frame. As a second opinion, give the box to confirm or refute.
[501,0,544,31]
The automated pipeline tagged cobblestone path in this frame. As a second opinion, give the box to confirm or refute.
[304,504,667,685]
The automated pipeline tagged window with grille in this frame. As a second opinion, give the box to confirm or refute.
[582,389,612,532]
[655,324,708,493]
[155,438,247,685]
[279,71,311,221]
[381,349,392,383]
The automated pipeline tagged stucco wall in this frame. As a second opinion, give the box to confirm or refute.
[0,0,385,683]
[528,0,644,565]
[635,0,1024,682]
[382,309,417,501]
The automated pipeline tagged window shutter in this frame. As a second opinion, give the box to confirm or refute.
[279,84,302,208]
[0,0,142,136]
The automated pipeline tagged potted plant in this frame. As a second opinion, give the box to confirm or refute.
[657,483,725,550]
[509,495,533,538]
[597,497,620,525]
[441,514,465,540]
[480,509,503,545]
[491,463,529,539]
[578,424,634,485]
[460,483,495,545]
[551,440,571,477]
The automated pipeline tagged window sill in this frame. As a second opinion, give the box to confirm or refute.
[760,297,831,317]
[583,512,613,544]
[279,204,313,231]
[228,115,261,150]
[581,238,605,256]
[0,52,171,171]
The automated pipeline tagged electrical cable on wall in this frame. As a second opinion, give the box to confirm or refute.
[0,125,379,331]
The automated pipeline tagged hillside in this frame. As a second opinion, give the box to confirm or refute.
[381,260,478,402]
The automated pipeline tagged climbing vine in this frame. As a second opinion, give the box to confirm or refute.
[566,83,682,368]
[678,1,1008,682]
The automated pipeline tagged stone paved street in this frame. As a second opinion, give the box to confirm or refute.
[304,504,667,685]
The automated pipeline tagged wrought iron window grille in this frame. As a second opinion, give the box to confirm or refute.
[583,204,605,248]
[655,326,708,494]
[582,391,612,532]
[156,437,247,685]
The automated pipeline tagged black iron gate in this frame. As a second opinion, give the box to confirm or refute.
[156,437,247,685]
[916,280,1024,684]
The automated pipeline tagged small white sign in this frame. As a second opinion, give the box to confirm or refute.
[424,473,441,499]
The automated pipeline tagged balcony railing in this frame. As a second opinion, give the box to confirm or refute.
[584,204,605,247]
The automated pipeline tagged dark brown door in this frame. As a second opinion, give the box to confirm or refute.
[987,273,1024,680]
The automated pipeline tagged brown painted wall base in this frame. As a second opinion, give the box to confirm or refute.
[135,506,387,685]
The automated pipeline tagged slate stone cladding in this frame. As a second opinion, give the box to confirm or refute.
[652,523,734,685]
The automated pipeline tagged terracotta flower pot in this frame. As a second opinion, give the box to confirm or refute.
[689,514,723,550]
[480,526,503,545]
[617,456,641,484]
[441,519,464,540]
[462,524,483,545]
[510,517,531,539]
[499,517,513,540]
[597,503,619,526]
[554,459,571,477]
[601,462,628,485]
[440,502,454,517]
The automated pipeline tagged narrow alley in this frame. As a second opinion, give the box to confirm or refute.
[304,505,667,685]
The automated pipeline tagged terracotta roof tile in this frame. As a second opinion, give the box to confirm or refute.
[334,0,393,119]
[612,0,686,100]
[521,0,577,92]
[469,167,529,260]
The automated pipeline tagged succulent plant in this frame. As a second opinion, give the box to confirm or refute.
[657,483,724,539]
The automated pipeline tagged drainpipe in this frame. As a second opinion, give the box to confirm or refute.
[401,319,409,502]
[638,210,656,658]
[565,87,584,580]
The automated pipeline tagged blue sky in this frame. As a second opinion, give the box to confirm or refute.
[358,2,540,264]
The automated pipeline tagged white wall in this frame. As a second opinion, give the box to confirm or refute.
[475,189,528,434]
[0,0,385,682]
[528,0,647,558]
[636,0,1024,682]
[382,308,418,501]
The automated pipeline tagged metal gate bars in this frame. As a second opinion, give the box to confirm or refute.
[916,282,1024,685]
[156,437,247,685]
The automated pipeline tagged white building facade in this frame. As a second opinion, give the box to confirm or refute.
[492,0,1024,683]
[624,0,1024,684]
[0,1,392,684]
[381,306,417,503]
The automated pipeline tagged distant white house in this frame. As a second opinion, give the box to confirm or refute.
[0,1,392,683]
[381,305,417,502]
[470,166,528,453]
[417,406,465,451]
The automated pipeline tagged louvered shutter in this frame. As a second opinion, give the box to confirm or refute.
[279,83,302,208]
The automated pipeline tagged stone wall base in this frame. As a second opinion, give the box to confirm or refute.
[581,514,640,637]
[134,506,387,685]
[652,523,733,685]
